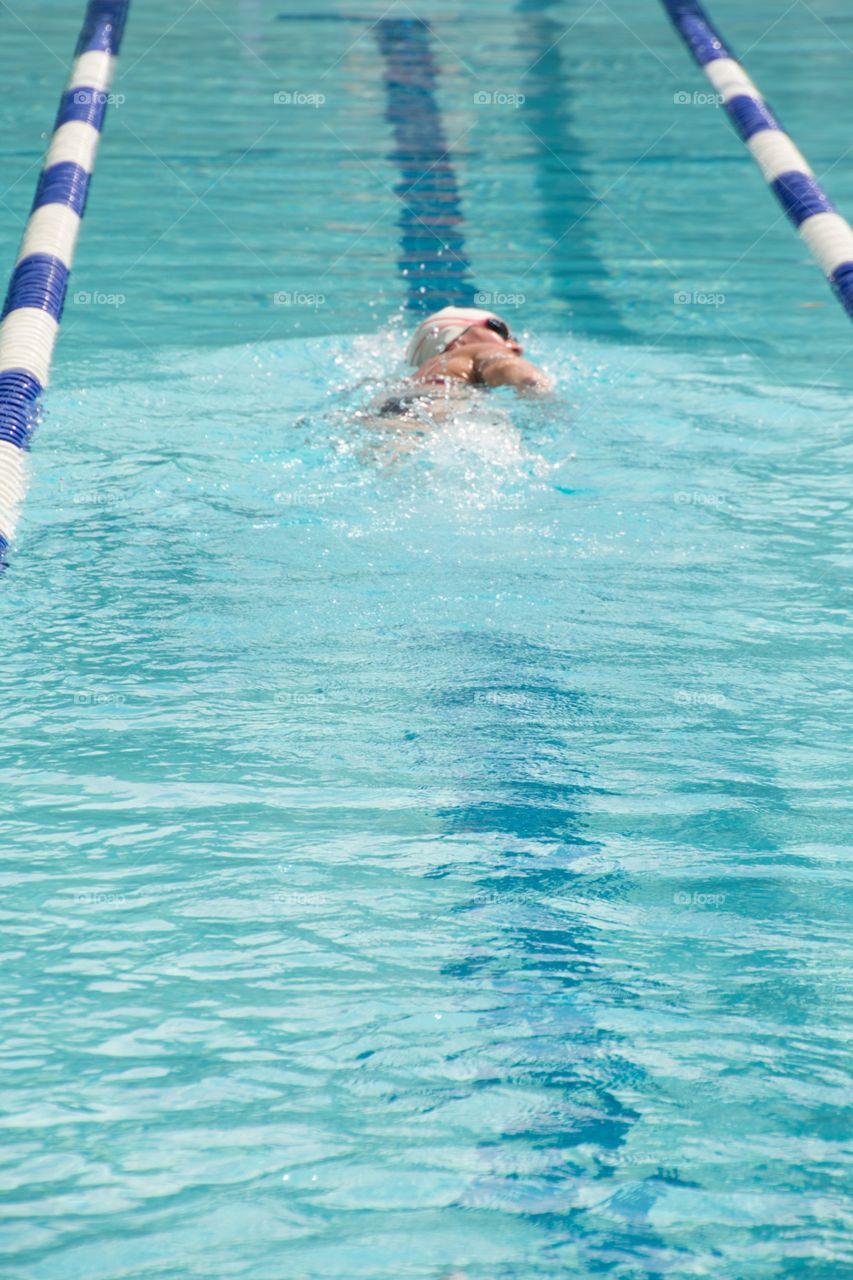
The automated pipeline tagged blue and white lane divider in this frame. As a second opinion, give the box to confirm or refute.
[0,0,130,558]
[662,0,853,320]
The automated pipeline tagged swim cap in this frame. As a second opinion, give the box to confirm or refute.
[405,305,503,367]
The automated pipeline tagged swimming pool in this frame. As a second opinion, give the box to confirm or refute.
[1,2,852,1278]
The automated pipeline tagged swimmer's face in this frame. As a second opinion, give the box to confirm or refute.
[447,321,523,356]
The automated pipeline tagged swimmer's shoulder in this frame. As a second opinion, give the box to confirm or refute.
[412,350,476,384]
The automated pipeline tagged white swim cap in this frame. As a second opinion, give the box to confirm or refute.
[405,305,504,367]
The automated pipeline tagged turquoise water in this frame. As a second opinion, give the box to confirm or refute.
[2,2,853,1278]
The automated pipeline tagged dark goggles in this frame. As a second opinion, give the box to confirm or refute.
[482,316,512,341]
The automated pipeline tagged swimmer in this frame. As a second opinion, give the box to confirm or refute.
[374,305,552,428]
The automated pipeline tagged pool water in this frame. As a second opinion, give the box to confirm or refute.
[1,2,852,1279]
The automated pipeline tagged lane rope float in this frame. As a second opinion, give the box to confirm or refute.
[662,0,853,320]
[0,0,131,558]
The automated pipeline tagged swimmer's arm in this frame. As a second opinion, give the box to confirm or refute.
[475,352,553,396]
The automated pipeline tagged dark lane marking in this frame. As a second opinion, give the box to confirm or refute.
[374,17,479,313]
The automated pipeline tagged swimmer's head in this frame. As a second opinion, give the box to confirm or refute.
[406,305,519,366]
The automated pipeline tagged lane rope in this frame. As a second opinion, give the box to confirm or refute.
[662,0,853,320]
[0,0,130,558]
